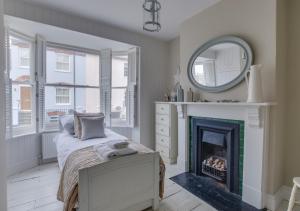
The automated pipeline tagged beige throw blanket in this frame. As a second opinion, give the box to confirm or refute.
[57,143,165,211]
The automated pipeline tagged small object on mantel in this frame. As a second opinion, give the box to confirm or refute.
[176,85,184,102]
[163,94,170,102]
[186,88,193,102]
[245,64,264,103]
[170,91,177,102]
[192,92,200,102]
[217,100,240,103]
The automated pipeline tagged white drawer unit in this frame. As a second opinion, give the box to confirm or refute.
[155,102,178,164]
[156,103,170,115]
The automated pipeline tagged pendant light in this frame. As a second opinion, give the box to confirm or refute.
[143,0,161,32]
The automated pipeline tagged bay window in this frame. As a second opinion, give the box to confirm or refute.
[5,30,139,138]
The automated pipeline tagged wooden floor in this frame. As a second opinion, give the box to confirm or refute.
[7,162,297,211]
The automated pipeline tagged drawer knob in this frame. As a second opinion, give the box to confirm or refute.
[161,108,164,110]
[160,129,164,132]
[161,139,164,142]
[161,118,164,121]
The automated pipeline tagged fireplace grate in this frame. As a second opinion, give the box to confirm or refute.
[202,156,227,181]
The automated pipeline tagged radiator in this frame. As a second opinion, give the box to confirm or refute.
[42,132,59,160]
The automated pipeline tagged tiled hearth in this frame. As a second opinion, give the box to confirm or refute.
[170,173,261,211]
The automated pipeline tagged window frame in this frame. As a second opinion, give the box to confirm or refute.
[18,47,30,68]
[55,52,72,73]
[7,30,37,138]
[55,87,71,105]
[42,42,101,132]
[111,52,129,127]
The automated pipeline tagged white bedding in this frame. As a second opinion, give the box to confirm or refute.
[54,129,127,170]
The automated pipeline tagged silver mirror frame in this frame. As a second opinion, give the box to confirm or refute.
[187,35,253,93]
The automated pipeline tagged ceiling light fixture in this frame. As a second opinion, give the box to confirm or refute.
[143,0,161,32]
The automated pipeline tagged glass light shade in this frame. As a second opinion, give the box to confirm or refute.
[143,0,161,32]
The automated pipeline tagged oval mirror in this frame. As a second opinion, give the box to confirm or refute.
[187,36,253,92]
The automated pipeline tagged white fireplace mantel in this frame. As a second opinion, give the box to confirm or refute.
[157,101,276,209]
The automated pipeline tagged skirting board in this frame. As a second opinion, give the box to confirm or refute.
[8,157,39,176]
[266,185,300,211]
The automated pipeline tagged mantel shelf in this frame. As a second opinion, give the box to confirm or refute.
[155,101,277,107]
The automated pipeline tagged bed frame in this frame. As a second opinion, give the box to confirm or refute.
[78,152,160,211]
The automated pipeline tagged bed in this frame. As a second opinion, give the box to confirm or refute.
[54,129,163,211]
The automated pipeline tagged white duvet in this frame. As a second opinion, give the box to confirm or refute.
[53,129,127,170]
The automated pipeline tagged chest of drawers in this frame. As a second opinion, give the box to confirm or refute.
[155,102,178,164]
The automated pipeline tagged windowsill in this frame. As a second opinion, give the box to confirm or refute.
[7,132,37,140]
[110,125,132,128]
[18,66,30,69]
[55,69,71,73]
[42,130,61,134]
[55,103,71,106]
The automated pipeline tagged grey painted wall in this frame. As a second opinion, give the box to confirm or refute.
[0,0,7,209]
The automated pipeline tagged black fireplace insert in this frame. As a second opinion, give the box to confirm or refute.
[190,117,241,195]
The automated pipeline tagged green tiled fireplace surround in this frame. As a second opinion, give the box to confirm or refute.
[189,117,245,196]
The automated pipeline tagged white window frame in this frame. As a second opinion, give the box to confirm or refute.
[55,87,71,105]
[42,42,101,132]
[111,52,129,127]
[55,52,71,72]
[6,30,37,138]
[18,47,30,68]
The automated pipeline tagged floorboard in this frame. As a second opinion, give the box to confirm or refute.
[7,162,296,211]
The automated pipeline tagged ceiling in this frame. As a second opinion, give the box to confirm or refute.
[6,16,133,51]
[16,0,221,40]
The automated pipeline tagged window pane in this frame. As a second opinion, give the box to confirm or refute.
[44,45,101,131]
[44,86,74,131]
[193,64,205,85]
[9,36,31,81]
[75,53,100,86]
[111,88,127,127]
[56,88,71,105]
[56,53,71,72]
[75,88,100,113]
[9,35,35,136]
[46,47,74,84]
[112,55,128,87]
[11,84,35,136]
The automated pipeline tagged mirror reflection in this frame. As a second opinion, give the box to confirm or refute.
[192,43,247,87]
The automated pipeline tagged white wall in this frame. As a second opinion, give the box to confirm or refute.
[6,134,41,176]
[167,37,180,90]
[0,0,7,209]
[4,0,169,150]
[285,0,300,187]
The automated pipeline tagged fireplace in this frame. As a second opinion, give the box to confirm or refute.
[190,117,243,195]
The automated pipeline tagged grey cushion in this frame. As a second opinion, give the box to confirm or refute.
[59,115,74,135]
[74,112,104,138]
[80,116,106,140]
